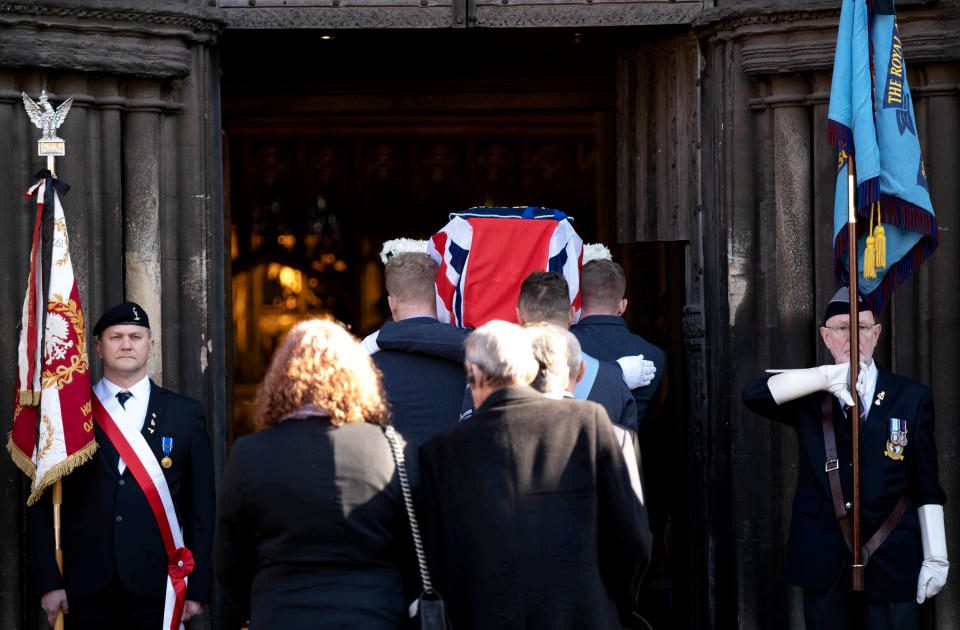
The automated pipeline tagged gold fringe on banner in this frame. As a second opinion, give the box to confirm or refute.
[6,432,37,478]
[19,390,41,406]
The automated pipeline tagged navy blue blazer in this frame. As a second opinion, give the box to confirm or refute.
[571,315,666,426]
[742,369,945,601]
[28,382,215,602]
[373,317,467,445]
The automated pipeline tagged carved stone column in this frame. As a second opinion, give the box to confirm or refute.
[0,3,224,629]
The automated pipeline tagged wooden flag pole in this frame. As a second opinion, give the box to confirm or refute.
[52,478,64,630]
[847,160,864,592]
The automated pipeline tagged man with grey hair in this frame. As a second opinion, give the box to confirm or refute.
[419,320,652,629]
[371,252,467,444]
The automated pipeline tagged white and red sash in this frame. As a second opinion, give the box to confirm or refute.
[91,391,193,630]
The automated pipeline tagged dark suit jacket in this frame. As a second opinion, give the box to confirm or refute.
[377,321,638,430]
[742,369,945,601]
[28,382,215,602]
[373,317,467,445]
[419,386,652,629]
[214,417,417,629]
[582,357,640,432]
[571,315,666,426]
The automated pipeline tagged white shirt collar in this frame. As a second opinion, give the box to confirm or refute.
[99,374,151,401]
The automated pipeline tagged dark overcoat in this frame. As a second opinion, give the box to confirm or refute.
[419,385,652,629]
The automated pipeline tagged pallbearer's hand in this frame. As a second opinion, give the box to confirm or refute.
[617,355,656,388]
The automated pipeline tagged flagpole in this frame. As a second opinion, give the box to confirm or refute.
[847,160,864,592]
[52,479,64,630]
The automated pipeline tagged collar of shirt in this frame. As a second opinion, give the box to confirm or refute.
[402,314,438,321]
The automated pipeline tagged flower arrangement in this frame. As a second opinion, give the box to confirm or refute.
[582,243,612,264]
[379,238,429,264]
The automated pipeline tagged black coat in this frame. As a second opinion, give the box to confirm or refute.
[419,385,652,629]
[28,382,215,602]
[571,315,666,426]
[214,417,417,630]
[373,317,467,445]
[742,369,946,601]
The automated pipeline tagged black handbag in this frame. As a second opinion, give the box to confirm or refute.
[383,426,453,630]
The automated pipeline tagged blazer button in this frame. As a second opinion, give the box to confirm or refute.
[118,479,125,486]
[116,515,123,523]
[845,502,852,509]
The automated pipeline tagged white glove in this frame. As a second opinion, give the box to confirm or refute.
[617,355,657,388]
[767,363,854,407]
[917,504,949,604]
[361,330,380,355]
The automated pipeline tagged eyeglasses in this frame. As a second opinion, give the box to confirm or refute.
[824,323,878,336]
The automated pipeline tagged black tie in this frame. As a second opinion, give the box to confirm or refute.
[116,391,133,409]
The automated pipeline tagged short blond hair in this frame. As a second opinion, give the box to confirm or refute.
[580,259,626,313]
[464,320,538,389]
[255,319,389,428]
[385,253,438,306]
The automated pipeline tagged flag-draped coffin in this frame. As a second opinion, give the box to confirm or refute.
[428,206,583,328]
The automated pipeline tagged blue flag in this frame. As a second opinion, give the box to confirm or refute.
[827,0,937,312]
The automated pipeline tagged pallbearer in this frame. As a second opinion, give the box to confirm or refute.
[741,288,948,630]
[28,302,215,630]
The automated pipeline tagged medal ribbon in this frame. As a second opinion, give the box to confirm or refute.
[91,392,192,630]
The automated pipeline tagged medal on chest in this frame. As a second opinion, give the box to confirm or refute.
[161,436,174,468]
[883,418,907,461]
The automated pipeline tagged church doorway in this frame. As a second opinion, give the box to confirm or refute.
[221,26,687,628]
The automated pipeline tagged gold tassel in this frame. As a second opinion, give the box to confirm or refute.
[873,202,886,269]
[864,234,877,279]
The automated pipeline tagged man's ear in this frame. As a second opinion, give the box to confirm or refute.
[617,298,628,317]
[516,307,526,326]
[567,304,576,327]
[94,337,103,360]
[387,295,399,320]
[576,360,586,384]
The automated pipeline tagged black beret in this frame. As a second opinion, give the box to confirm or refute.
[93,302,150,337]
[822,287,876,326]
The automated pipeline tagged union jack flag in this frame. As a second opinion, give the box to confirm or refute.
[428,206,583,328]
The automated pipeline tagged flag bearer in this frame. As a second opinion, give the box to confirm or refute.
[28,302,215,629]
[741,288,947,630]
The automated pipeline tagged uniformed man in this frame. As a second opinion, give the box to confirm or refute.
[742,288,948,630]
[29,302,215,629]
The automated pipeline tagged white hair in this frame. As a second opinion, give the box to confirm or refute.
[464,320,539,388]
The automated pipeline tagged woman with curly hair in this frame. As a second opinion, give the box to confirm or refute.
[214,319,417,629]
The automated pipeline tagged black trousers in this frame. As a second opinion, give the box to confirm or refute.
[65,573,165,630]
[803,566,918,630]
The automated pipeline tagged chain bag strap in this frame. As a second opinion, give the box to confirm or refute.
[383,425,452,630]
